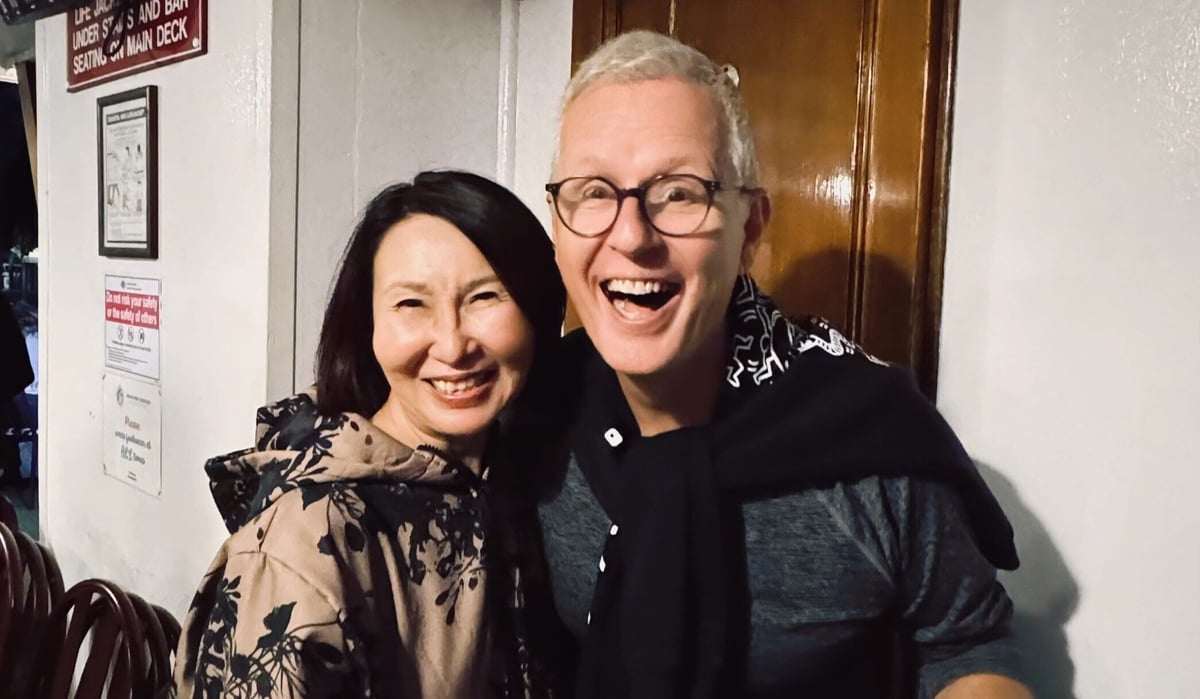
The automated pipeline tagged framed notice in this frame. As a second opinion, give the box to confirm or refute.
[98,86,158,259]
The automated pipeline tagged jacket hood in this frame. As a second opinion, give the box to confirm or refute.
[206,389,464,533]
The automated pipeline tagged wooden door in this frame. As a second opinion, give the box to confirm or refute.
[571,0,959,396]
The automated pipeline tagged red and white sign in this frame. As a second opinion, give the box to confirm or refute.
[105,275,161,380]
[68,0,207,92]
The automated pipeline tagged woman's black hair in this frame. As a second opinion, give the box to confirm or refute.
[315,170,566,419]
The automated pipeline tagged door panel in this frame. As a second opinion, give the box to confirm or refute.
[571,0,956,396]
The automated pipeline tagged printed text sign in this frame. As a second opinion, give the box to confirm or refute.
[104,275,161,380]
[68,0,207,92]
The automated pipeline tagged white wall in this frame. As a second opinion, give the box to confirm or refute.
[512,0,574,228]
[296,0,496,386]
[35,1,298,618]
[939,1,1200,697]
[292,0,573,388]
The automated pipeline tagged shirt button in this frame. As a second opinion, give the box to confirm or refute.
[609,523,619,536]
[598,556,607,573]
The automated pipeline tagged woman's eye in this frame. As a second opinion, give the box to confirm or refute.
[470,291,500,303]
[394,299,423,309]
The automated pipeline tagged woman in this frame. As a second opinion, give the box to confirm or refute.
[174,171,567,698]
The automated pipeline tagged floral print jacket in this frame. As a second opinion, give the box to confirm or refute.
[174,390,563,698]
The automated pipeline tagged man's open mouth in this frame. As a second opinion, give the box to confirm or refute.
[601,278,682,312]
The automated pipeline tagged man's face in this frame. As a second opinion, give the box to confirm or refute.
[552,78,763,380]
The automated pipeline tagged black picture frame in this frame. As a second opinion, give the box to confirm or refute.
[97,85,158,259]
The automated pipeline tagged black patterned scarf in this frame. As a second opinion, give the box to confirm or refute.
[566,275,1018,699]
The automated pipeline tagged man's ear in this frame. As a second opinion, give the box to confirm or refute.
[740,191,771,269]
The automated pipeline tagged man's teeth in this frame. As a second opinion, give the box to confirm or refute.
[431,374,488,394]
[605,279,667,295]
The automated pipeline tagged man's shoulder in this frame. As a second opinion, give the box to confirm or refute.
[741,476,971,561]
[743,476,904,529]
[744,476,967,530]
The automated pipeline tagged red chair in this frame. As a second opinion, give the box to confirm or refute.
[35,539,65,604]
[129,593,179,696]
[152,603,179,654]
[30,578,149,699]
[0,522,23,680]
[1,527,65,695]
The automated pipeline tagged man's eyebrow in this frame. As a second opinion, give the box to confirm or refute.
[564,155,715,179]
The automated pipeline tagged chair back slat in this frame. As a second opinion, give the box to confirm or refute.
[32,578,151,699]
[38,541,66,604]
[15,531,50,619]
[75,609,127,696]
[1,528,54,695]
[152,604,180,653]
[131,594,170,695]
[0,522,23,679]
[43,596,101,699]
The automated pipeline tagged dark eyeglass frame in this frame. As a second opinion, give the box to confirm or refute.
[545,173,759,238]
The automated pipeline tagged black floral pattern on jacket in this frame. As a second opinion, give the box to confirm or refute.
[174,390,566,698]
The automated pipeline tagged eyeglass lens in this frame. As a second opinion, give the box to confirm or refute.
[555,176,713,236]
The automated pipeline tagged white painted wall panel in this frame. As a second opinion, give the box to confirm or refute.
[35,0,297,618]
[941,2,1200,696]
[294,0,504,387]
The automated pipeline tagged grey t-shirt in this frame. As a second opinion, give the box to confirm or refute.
[539,458,1022,698]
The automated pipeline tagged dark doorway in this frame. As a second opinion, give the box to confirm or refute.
[1,71,39,536]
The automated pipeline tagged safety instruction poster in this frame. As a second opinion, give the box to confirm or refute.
[104,274,160,380]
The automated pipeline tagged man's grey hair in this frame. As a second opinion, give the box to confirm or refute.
[559,30,760,188]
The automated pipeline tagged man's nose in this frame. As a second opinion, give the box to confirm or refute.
[605,195,664,256]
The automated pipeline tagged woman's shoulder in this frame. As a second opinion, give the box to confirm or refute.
[221,487,345,581]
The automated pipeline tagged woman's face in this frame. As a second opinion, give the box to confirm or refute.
[371,214,535,452]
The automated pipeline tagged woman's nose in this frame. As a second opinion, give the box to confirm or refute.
[427,310,475,365]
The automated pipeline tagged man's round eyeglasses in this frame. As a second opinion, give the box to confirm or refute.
[545,174,758,238]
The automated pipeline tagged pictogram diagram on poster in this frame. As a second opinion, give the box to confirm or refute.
[104,275,160,380]
[100,99,150,246]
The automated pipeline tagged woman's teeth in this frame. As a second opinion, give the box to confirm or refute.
[431,373,488,394]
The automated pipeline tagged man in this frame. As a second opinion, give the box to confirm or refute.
[537,30,1032,698]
